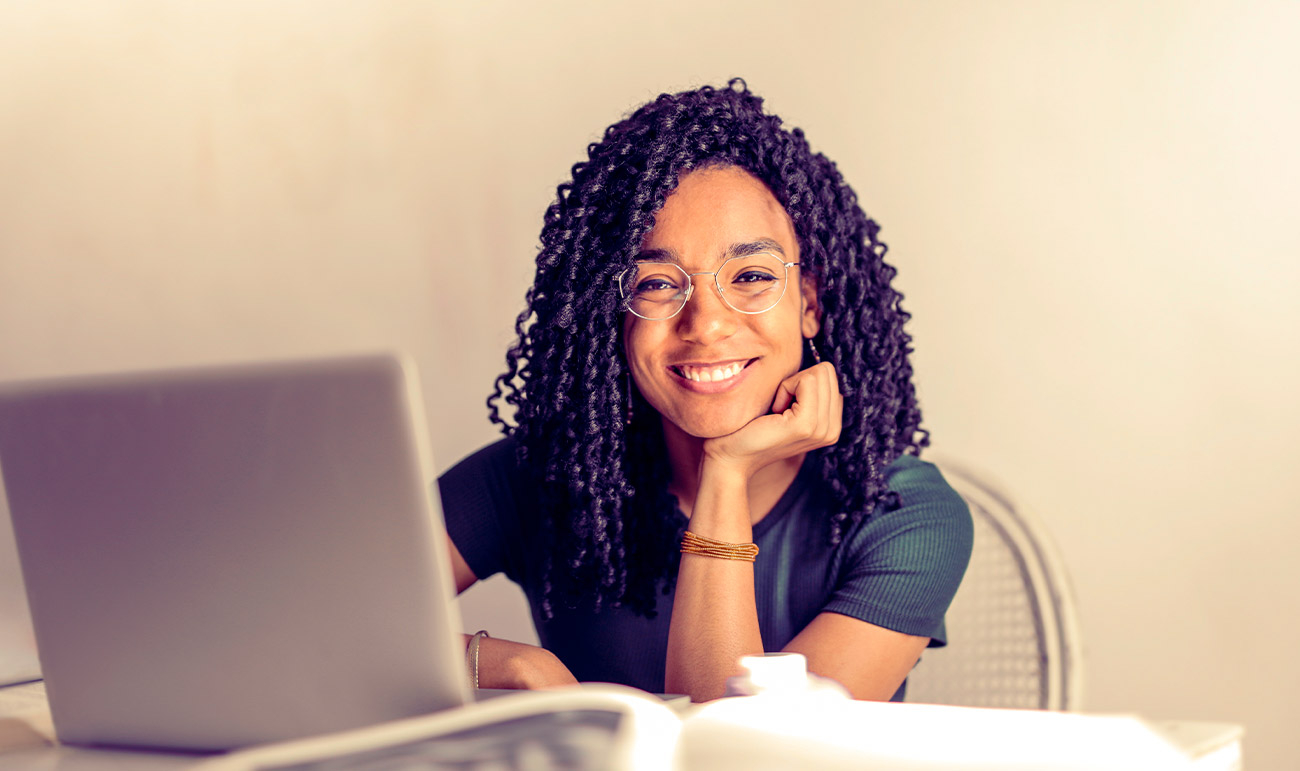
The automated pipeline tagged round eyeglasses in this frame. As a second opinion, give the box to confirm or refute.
[618,252,800,321]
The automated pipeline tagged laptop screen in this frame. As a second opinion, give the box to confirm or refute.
[0,353,470,750]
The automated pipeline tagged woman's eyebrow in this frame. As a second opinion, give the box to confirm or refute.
[725,239,786,260]
[636,247,679,263]
[635,239,786,264]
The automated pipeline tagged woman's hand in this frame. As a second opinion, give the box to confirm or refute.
[471,636,578,690]
[702,361,843,479]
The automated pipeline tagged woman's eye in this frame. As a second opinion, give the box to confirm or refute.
[635,278,679,294]
[732,270,778,285]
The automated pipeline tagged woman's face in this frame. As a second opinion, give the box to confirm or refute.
[623,166,820,440]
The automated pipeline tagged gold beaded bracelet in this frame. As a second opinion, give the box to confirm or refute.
[680,530,760,562]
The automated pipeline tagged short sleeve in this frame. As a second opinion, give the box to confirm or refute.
[821,456,974,646]
[435,438,529,585]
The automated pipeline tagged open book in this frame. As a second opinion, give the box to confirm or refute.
[196,684,1240,771]
[197,686,681,771]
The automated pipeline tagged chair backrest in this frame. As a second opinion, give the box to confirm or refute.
[906,457,1084,711]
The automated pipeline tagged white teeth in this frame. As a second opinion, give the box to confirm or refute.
[679,362,743,383]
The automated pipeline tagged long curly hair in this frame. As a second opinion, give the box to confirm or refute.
[488,79,927,618]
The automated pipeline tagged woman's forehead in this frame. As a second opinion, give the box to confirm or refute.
[637,238,788,265]
[639,167,797,266]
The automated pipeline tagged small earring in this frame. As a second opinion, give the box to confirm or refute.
[807,338,822,364]
[625,374,634,427]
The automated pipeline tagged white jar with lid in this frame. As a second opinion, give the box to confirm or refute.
[724,652,851,699]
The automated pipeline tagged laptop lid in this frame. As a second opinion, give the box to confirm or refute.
[0,353,470,750]
[0,477,40,687]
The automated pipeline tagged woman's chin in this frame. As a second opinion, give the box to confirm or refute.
[660,409,760,441]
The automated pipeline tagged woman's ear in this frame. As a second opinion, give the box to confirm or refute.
[799,276,821,338]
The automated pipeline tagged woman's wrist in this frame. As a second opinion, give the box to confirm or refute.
[688,458,755,540]
[699,443,760,482]
[465,630,490,690]
[474,636,578,690]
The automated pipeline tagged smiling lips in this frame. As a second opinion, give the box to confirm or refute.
[669,359,754,390]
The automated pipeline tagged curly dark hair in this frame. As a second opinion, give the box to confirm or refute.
[488,79,927,618]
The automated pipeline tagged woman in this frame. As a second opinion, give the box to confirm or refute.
[439,80,972,703]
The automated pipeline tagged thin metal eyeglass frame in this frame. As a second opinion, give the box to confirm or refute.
[617,254,801,321]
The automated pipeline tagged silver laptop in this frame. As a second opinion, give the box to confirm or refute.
[0,477,40,687]
[0,353,470,750]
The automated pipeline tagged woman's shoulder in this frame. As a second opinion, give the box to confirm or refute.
[437,435,533,518]
[437,436,544,585]
[831,453,975,559]
[439,435,521,483]
[820,453,974,647]
[882,453,971,523]
[825,452,974,588]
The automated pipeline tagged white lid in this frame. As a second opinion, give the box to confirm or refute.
[737,652,809,692]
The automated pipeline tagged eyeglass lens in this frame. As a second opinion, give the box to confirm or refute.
[620,253,789,320]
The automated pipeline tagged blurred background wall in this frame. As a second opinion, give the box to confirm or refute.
[1,1,1296,766]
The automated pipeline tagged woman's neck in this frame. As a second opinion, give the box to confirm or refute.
[661,418,805,525]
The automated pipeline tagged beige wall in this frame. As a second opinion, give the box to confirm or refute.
[2,1,1296,766]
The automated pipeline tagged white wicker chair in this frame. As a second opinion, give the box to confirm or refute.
[906,457,1084,711]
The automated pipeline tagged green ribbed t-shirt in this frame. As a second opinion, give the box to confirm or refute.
[439,438,973,699]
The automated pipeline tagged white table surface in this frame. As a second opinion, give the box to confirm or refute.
[0,680,1245,771]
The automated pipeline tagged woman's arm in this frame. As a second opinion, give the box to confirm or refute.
[663,460,763,700]
[666,361,958,702]
[665,362,842,701]
[783,613,929,701]
[466,634,579,690]
[448,540,578,690]
[449,538,480,594]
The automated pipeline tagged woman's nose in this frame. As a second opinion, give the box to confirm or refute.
[674,275,737,344]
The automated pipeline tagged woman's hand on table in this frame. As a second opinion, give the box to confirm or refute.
[471,636,578,690]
